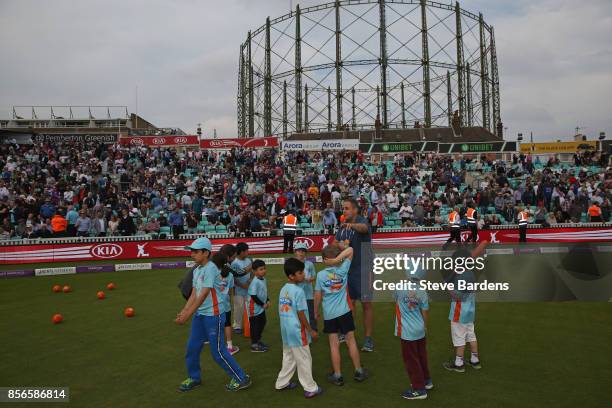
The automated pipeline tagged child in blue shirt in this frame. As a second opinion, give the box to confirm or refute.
[314,245,368,385]
[175,238,250,393]
[443,241,488,373]
[246,259,269,352]
[275,258,323,398]
[294,242,317,332]
[218,244,240,355]
[394,270,432,400]
[230,242,253,334]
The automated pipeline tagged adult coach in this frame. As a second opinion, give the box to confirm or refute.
[333,198,375,352]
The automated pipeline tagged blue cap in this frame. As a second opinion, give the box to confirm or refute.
[185,237,212,252]
[294,242,309,251]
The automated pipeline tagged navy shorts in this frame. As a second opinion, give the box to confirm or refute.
[348,274,373,302]
[323,311,355,335]
[224,311,232,328]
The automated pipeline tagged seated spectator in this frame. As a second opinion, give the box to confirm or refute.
[144,217,160,235]
[108,215,120,236]
[398,201,413,225]
[185,211,198,234]
[118,209,136,236]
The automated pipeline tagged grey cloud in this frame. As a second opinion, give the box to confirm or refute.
[0,0,610,140]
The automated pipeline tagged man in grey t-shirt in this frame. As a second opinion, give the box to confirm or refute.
[333,198,375,352]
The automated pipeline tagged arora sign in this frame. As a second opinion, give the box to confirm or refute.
[281,139,360,151]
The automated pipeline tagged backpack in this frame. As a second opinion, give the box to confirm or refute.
[178,265,197,300]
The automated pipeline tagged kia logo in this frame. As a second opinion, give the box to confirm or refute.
[152,137,166,145]
[90,244,124,259]
[174,137,188,144]
[130,138,144,146]
[210,140,224,147]
[294,237,315,249]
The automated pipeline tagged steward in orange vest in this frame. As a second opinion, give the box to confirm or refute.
[281,210,297,253]
[588,203,602,222]
[465,205,478,243]
[443,208,462,249]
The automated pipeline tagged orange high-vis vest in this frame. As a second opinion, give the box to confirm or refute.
[588,205,601,217]
[449,211,460,228]
[518,211,529,226]
[51,215,67,232]
[466,208,476,224]
[282,214,297,232]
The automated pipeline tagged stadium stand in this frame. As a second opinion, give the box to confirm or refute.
[0,139,609,242]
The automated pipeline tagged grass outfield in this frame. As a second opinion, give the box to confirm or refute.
[1,261,611,407]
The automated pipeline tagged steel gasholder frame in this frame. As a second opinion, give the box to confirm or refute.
[237,0,501,138]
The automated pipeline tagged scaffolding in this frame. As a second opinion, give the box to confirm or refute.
[237,0,501,138]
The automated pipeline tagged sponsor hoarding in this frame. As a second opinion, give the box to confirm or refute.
[199,137,279,149]
[438,141,517,154]
[119,135,199,147]
[34,267,77,276]
[519,141,598,154]
[33,134,119,144]
[367,141,439,153]
[1,228,610,264]
[281,139,360,151]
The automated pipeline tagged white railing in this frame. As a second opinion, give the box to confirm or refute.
[0,223,609,247]
[0,235,152,247]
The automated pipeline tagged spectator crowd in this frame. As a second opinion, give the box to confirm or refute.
[0,140,609,241]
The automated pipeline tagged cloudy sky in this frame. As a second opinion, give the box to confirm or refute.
[0,0,610,141]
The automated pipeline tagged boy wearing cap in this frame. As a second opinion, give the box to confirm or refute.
[294,242,317,332]
[175,237,251,393]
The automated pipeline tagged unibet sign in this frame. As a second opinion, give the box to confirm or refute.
[369,142,429,153]
[439,142,515,153]
[461,143,494,152]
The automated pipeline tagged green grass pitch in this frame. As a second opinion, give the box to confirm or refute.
[1,258,611,407]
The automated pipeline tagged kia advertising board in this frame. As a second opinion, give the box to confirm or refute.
[119,135,199,147]
[199,137,279,149]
